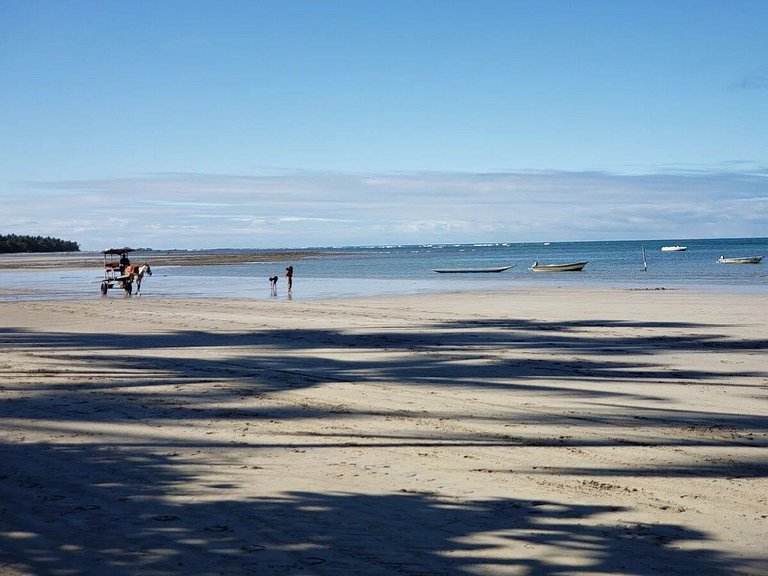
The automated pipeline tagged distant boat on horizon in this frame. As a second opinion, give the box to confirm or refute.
[661,245,687,252]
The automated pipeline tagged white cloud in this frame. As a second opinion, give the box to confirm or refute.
[3,168,766,249]
[145,200,236,208]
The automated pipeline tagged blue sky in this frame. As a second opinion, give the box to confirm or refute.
[1,0,766,250]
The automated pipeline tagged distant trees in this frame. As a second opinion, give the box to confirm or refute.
[0,234,80,253]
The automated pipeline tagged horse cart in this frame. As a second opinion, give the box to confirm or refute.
[100,247,152,295]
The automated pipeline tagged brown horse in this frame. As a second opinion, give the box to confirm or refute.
[122,263,152,295]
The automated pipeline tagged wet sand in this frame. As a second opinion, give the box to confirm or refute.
[0,249,329,270]
[0,288,766,574]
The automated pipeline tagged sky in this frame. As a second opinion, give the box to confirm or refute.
[1,0,766,250]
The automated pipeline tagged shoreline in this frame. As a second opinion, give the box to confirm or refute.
[0,249,334,270]
[3,240,767,303]
[1,289,766,574]
[1,278,766,305]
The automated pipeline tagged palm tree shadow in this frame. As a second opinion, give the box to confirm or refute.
[0,443,751,575]
[1,319,766,574]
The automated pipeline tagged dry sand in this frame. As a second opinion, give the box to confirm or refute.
[0,288,766,575]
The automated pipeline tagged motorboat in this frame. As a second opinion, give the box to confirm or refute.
[529,261,587,272]
[661,245,687,252]
[717,256,763,264]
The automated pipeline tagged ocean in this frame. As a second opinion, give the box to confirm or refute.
[1,237,766,301]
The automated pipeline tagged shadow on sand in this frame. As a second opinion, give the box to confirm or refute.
[1,318,766,574]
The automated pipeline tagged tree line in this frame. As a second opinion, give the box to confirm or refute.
[0,234,80,254]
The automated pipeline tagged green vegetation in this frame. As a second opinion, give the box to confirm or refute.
[0,234,80,254]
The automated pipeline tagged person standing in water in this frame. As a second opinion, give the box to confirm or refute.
[285,265,293,293]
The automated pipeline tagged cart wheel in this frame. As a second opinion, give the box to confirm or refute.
[101,282,108,295]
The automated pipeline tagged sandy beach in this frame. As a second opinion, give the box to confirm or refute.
[1,288,766,575]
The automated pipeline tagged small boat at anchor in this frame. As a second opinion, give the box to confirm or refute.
[661,245,687,252]
[433,265,514,273]
[529,261,588,272]
[717,256,763,264]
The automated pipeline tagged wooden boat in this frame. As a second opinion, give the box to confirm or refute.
[717,255,763,264]
[433,265,514,273]
[529,261,587,272]
[661,245,687,252]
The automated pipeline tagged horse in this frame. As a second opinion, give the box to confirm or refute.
[122,263,152,295]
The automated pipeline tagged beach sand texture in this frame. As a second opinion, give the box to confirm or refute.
[1,288,766,575]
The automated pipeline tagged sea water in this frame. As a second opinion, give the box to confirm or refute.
[1,237,766,301]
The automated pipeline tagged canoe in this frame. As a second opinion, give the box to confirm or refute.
[717,256,763,264]
[529,261,588,272]
[433,265,514,273]
[661,245,687,251]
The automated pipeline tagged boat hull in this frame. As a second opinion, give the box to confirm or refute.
[530,261,588,272]
[717,256,763,264]
[433,265,513,273]
[661,246,687,251]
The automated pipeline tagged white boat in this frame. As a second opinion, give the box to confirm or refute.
[529,261,588,272]
[433,265,514,273]
[661,245,687,252]
[717,255,763,264]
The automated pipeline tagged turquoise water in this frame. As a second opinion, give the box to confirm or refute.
[2,237,766,301]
